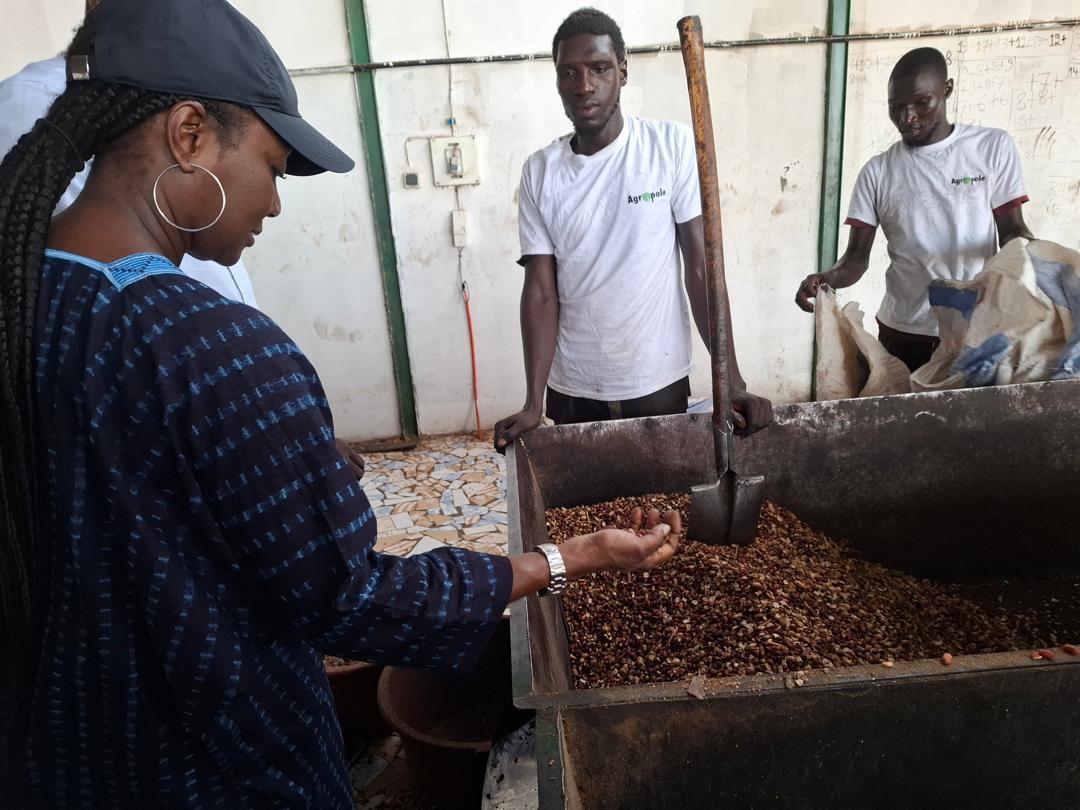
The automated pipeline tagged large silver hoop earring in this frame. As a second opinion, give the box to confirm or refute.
[152,163,227,233]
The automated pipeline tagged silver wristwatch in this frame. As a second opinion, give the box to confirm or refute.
[534,542,567,596]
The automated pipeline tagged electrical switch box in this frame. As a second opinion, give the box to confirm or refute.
[430,135,480,187]
[451,209,467,247]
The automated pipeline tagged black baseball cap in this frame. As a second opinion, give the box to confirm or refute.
[69,0,354,176]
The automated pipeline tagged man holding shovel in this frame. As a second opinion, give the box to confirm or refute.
[495,7,771,451]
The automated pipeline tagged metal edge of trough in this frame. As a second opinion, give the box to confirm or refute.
[736,377,1079,446]
[513,649,1080,712]
[506,442,535,705]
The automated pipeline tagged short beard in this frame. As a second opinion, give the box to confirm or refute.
[571,101,620,137]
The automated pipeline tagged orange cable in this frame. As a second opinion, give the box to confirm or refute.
[461,281,483,439]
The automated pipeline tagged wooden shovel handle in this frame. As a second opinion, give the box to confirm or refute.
[678,15,732,445]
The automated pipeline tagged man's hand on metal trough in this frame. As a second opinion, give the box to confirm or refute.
[493,406,542,454]
[732,388,773,436]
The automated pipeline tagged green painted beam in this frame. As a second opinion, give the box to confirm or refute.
[344,0,419,438]
[812,0,851,400]
[817,0,851,273]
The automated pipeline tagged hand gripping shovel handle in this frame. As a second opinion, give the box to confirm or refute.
[678,15,732,472]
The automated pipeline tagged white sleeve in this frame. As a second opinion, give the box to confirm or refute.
[517,157,555,259]
[845,159,880,227]
[0,64,90,215]
[0,80,52,159]
[989,131,1027,209]
[671,123,702,224]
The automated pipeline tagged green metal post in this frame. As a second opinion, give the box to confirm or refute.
[812,0,852,398]
[817,0,851,273]
[344,0,419,438]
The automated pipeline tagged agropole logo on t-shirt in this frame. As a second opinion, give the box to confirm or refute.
[627,187,668,205]
[951,174,987,187]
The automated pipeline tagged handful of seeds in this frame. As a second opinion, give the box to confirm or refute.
[546,494,1065,689]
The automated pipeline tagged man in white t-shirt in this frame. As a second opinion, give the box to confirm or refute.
[796,46,1034,371]
[493,8,771,450]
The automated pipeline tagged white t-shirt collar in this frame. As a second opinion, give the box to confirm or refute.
[564,115,632,163]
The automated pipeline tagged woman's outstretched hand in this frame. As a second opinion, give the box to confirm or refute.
[509,508,682,601]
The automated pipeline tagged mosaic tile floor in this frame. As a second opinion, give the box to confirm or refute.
[362,431,508,558]
[347,432,511,808]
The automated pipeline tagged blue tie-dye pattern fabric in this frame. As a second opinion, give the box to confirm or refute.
[11,250,512,808]
[950,332,1013,385]
[926,281,1014,384]
[1030,254,1080,379]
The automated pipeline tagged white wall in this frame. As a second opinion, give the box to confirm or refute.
[3,1,82,70]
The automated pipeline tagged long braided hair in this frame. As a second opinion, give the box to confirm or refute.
[0,21,245,741]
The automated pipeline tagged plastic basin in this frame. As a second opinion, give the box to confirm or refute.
[377,619,511,809]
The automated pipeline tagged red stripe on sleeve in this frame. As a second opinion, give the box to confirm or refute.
[992,195,1029,215]
[843,217,876,229]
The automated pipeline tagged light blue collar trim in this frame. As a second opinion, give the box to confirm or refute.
[44,248,109,271]
[44,249,183,291]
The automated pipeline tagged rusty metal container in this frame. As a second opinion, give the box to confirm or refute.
[507,380,1080,808]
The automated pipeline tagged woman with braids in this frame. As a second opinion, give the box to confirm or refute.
[0,1,682,807]
[0,0,368,482]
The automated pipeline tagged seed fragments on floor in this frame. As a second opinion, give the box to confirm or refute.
[545,494,1058,689]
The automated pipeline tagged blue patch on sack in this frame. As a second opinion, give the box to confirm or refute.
[928,282,978,319]
[1031,254,1080,380]
[951,332,1012,385]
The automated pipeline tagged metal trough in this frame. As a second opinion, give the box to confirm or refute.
[507,380,1080,808]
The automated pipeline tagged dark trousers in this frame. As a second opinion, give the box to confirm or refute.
[545,377,691,425]
[877,319,940,373]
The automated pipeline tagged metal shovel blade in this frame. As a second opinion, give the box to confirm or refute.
[689,472,765,546]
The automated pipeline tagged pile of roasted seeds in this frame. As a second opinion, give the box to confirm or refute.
[545,493,1067,689]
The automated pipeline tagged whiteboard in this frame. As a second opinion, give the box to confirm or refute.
[837,25,1080,318]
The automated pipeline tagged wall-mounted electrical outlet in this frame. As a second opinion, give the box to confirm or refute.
[451,209,467,247]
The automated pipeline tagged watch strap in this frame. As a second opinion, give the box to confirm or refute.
[534,542,567,596]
